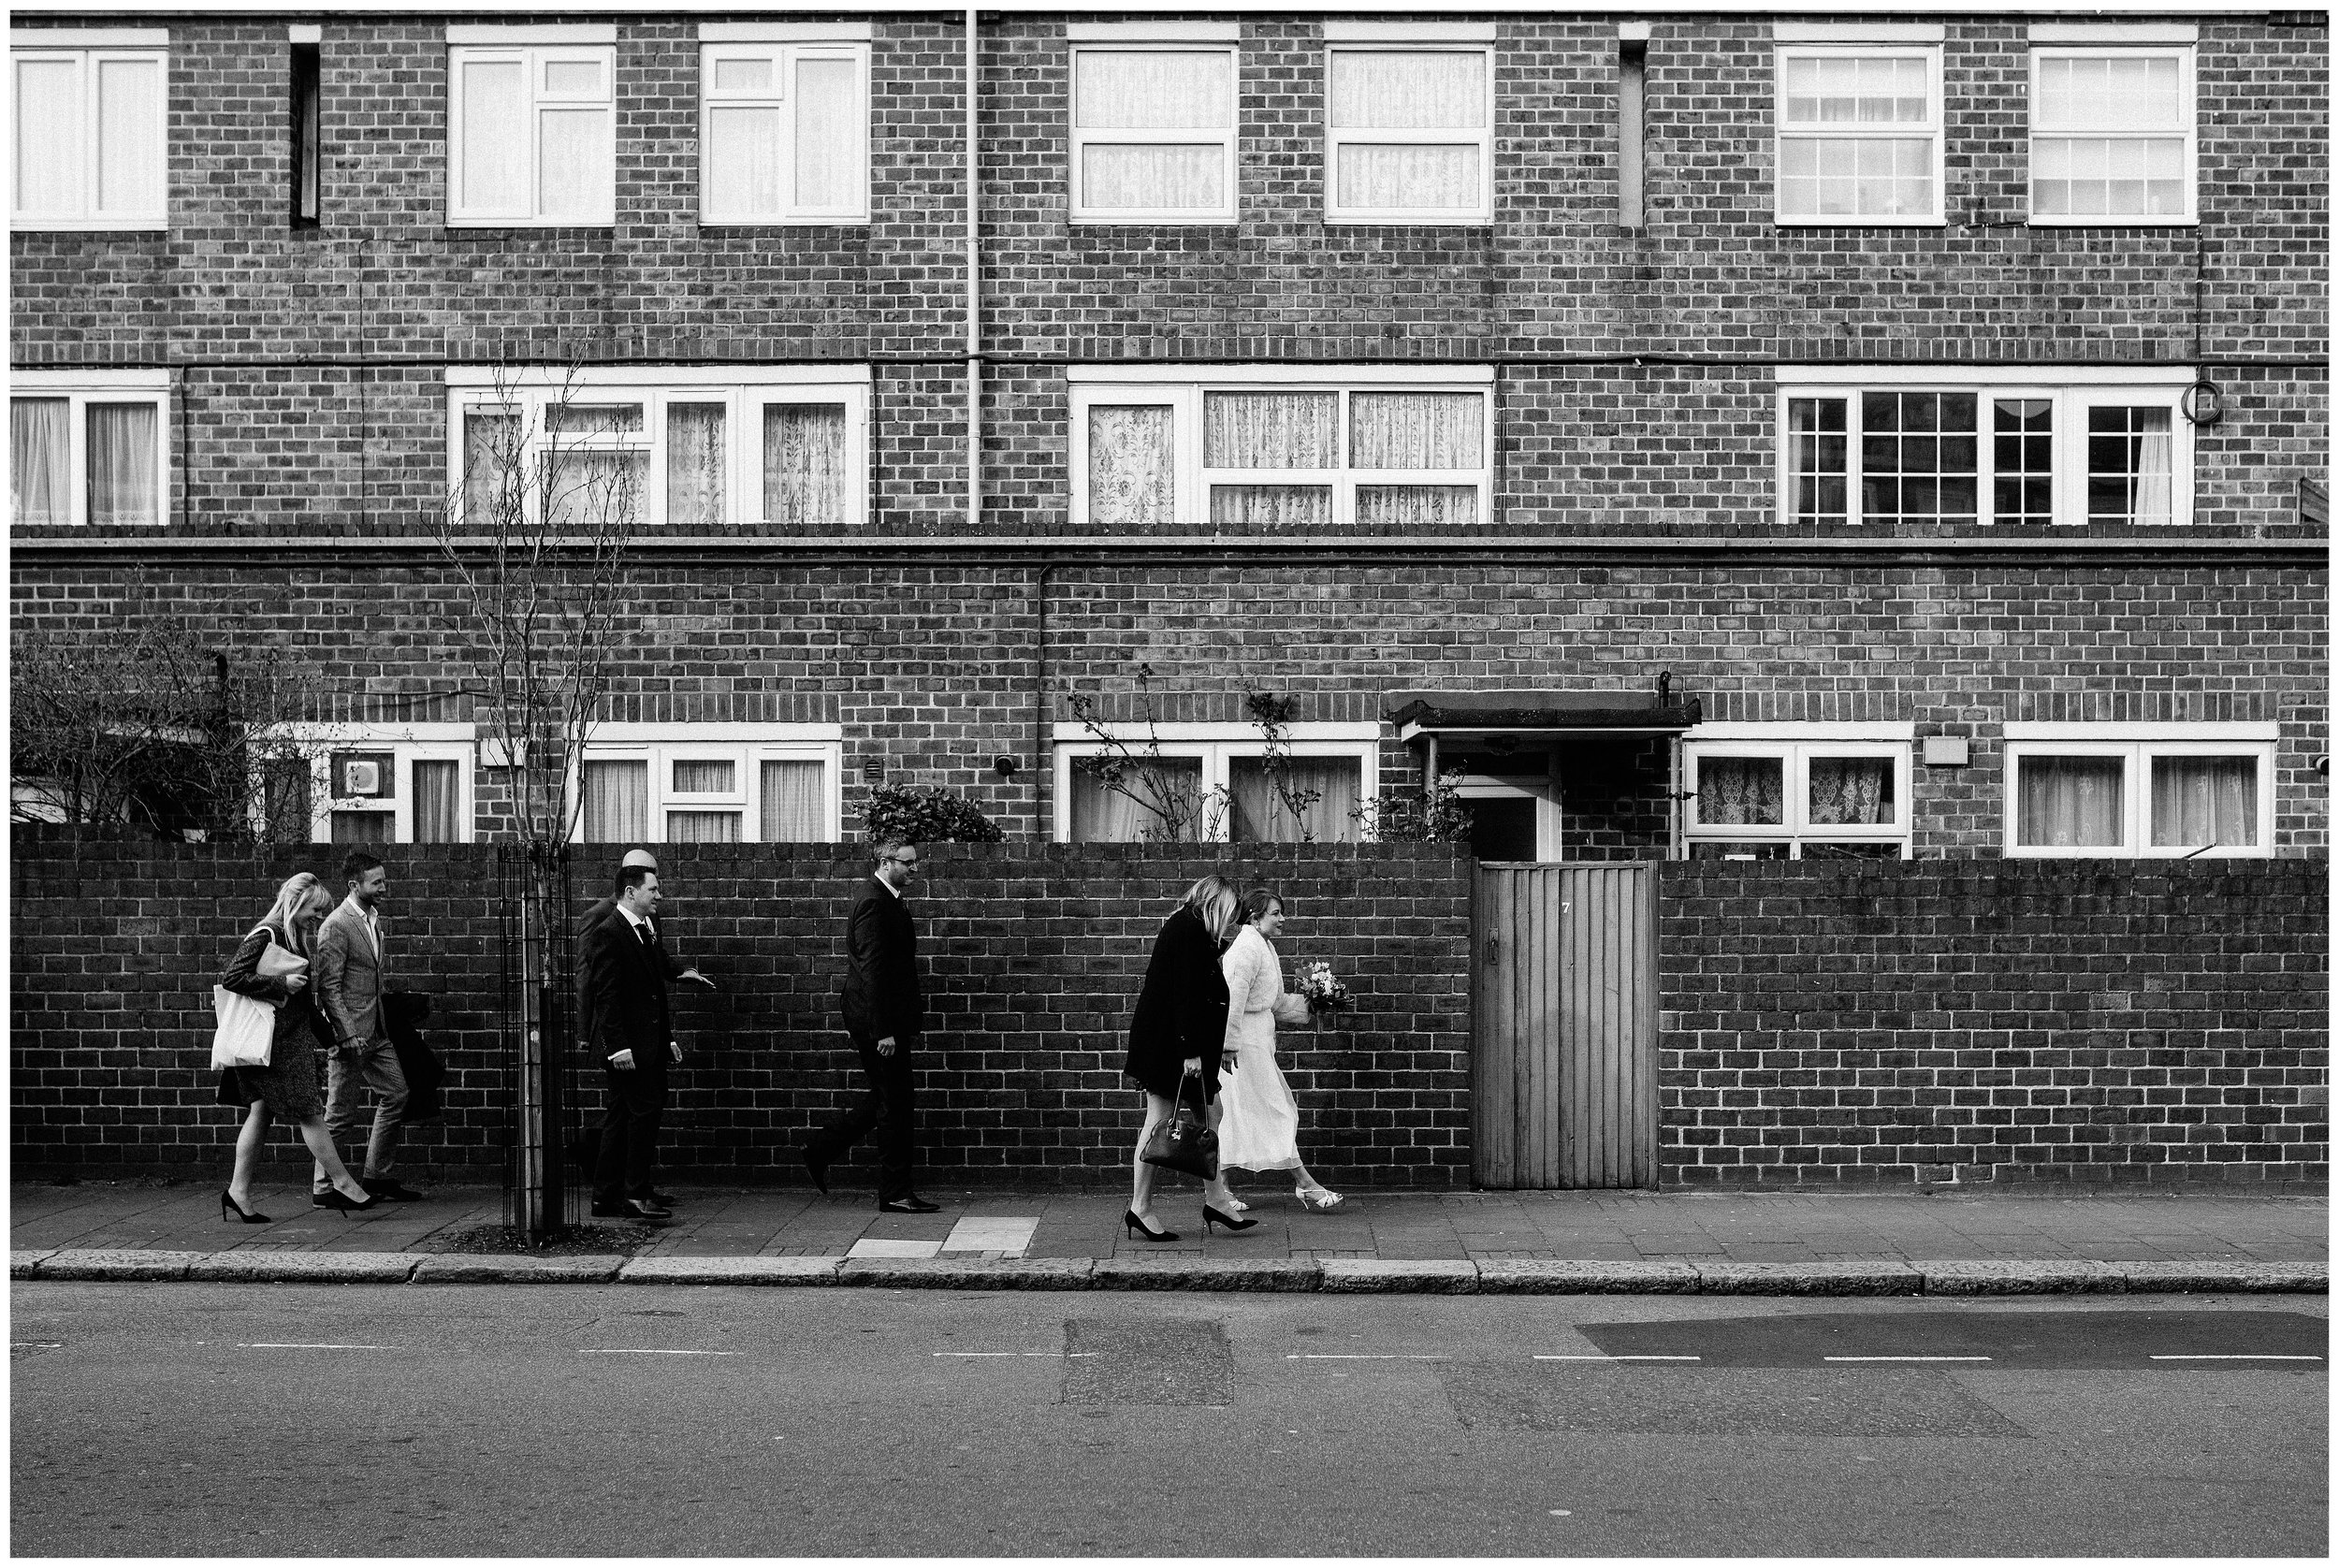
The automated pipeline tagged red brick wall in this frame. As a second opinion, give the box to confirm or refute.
[8,832,1475,1188]
[1660,859,2331,1188]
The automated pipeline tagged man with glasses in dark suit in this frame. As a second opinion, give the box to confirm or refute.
[802,837,937,1212]
[581,864,686,1221]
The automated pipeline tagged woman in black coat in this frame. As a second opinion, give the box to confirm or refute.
[1123,873,1256,1241]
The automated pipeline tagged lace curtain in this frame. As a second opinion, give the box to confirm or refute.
[537,101,612,222]
[665,403,726,529]
[583,761,648,842]
[15,58,79,216]
[2150,755,2256,849]
[1229,757,1361,844]
[763,404,848,528]
[705,104,781,216]
[1329,51,1485,129]
[1080,146,1222,211]
[1210,486,1330,531]
[795,57,863,208]
[671,759,734,793]
[459,58,528,212]
[1076,49,1228,129]
[1357,486,1477,529]
[761,760,825,840]
[11,399,67,525]
[464,411,519,525]
[2016,754,2125,848]
[1068,758,1205,842]
[1695,756,1784,826]
[667,810,741,843]
[94,56,164,213]
[1206,392,1337,468]
[1087,405,1173,530]
[546,450,646,532]
[88,403,157,526]
[1334,145,1481,211]
[1807,756,1893,826]
[412,761,462,844]
[1350,392,1481,470]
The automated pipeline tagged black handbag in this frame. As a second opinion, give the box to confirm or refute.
[1140,1067,1218,1180]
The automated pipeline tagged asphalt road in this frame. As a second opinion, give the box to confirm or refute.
[10,1285,2327,1558]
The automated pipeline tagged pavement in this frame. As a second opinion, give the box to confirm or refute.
[9,1177,2327,1294]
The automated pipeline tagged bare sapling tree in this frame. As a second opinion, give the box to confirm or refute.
[1240,688,1324,842]
[11,612,329,845]
[1066,662,1229,842]
[429,366,643,1236]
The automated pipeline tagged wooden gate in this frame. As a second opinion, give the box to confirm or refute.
[1472,863,1659,1189]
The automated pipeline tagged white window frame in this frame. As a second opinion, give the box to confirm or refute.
[1050,721,1379,844]
[573,723,844,844]
[1322,30,1495,225]
[1775,366,2194,528]
[1773,29,1944,227]
[1445,753,1562,862]
[2027,28,2197,227]
[1068,364,1495,532]
[259,723,477,845]
[445,366,872,530]
[1068,33,1240,225]
[698,28,871,225]
[9,369,169,528]
[445,29,617,227]
[2002,724,2276,860]
[1682,728,1913,860]
[9,31,169,231]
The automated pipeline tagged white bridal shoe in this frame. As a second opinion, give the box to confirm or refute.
[1294,1185,1345,1212]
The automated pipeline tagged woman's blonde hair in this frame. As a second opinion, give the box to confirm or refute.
[259,872,331,953]
[1181,873,1242,943]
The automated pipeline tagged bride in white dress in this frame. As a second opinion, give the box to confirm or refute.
[1215,890,1344,1212]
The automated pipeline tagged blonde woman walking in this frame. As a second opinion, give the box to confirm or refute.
[1121,872,1257,1240]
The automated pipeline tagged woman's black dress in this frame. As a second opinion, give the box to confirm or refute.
[214,920,329,1119]
[1123,905,1231,1103]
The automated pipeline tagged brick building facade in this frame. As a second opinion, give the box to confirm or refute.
[9,8,2328,1187]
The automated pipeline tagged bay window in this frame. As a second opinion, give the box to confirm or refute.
[1069,366,1492,532]
[576,727,842,843]
[1068,26,1239,223]
[1684,730,1911,860]
[1773,25,1943,225]
[448,368,870,531]
[9,371,167,528]
[699,25,870,224]
[2029,27,2196,224]
[446,28,616,225]
[1778,368,2192,527]
[1323,24,1494,224]
[2004,726,2274,858]
[10,32,167,230]
[1053,723,1378,844]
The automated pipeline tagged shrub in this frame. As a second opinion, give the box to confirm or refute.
[864,784,1005,844]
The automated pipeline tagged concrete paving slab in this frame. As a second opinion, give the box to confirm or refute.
[412,1255,628,1284]
[35,1249,207,1281]
[1917,1259,2130,1295]
[617,1256,842,1285]
[1694,1261,1925,1296]
[1321,1258,1479,1294]
[1476,1259,1699,1294]
[186,1251,419,1284]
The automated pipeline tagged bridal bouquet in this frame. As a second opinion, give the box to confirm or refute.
[1296,962,1352,1016]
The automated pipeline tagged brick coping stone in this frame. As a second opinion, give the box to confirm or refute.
[11,1250,2328,1295]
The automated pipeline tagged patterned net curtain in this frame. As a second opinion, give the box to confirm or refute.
[1806,756,1893,826]
[665,404,726,529]
[1352,391,1481,528]
[2016,754,2125,847]
[1075,50,1229,211]
[2149,755,2256,849]
[1695,756,1785,825]
[1206,392,1335,532]
[1087,405,1174,530]
[1069,758,1206,841]
[763,404,849,528]
[1328,50,1485,210]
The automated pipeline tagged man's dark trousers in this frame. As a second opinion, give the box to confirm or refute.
[809,1034,917,1203]
[593,1064,666,1204]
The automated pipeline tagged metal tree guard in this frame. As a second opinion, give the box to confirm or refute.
[498,842,584,1236]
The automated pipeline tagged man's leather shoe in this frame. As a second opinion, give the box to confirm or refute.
[361,1179,425,1202]
[879,1196,940,1214]
[588,1200,630,1218]
[646,1190,679,1207]
[623,1198,673,1220]
[803,1152,830,1194]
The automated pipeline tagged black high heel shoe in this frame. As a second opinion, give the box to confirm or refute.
[314,1187,380,1215]
[1202,1204,1258,1234]
[1123,1209,1179,1242]
[220,1188,269,1225]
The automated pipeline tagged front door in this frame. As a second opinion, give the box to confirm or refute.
[1471,862,1659,1189]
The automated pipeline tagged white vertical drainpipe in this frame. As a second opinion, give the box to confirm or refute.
[966,7,981,533]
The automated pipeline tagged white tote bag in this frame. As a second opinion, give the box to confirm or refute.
[211,925,297,1069]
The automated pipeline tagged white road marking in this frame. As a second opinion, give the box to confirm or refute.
[1286,1354,1449,1360]
[2149,1354,2323,1361]
[12,1343,63,1349]
[934,1351,1097,1357]
[577,1348,739,1356]
[1825,1356,1991,1362]
[847,1239,943,1258]
[1533,1354,1701,1361]
[240,1343,386,1350]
